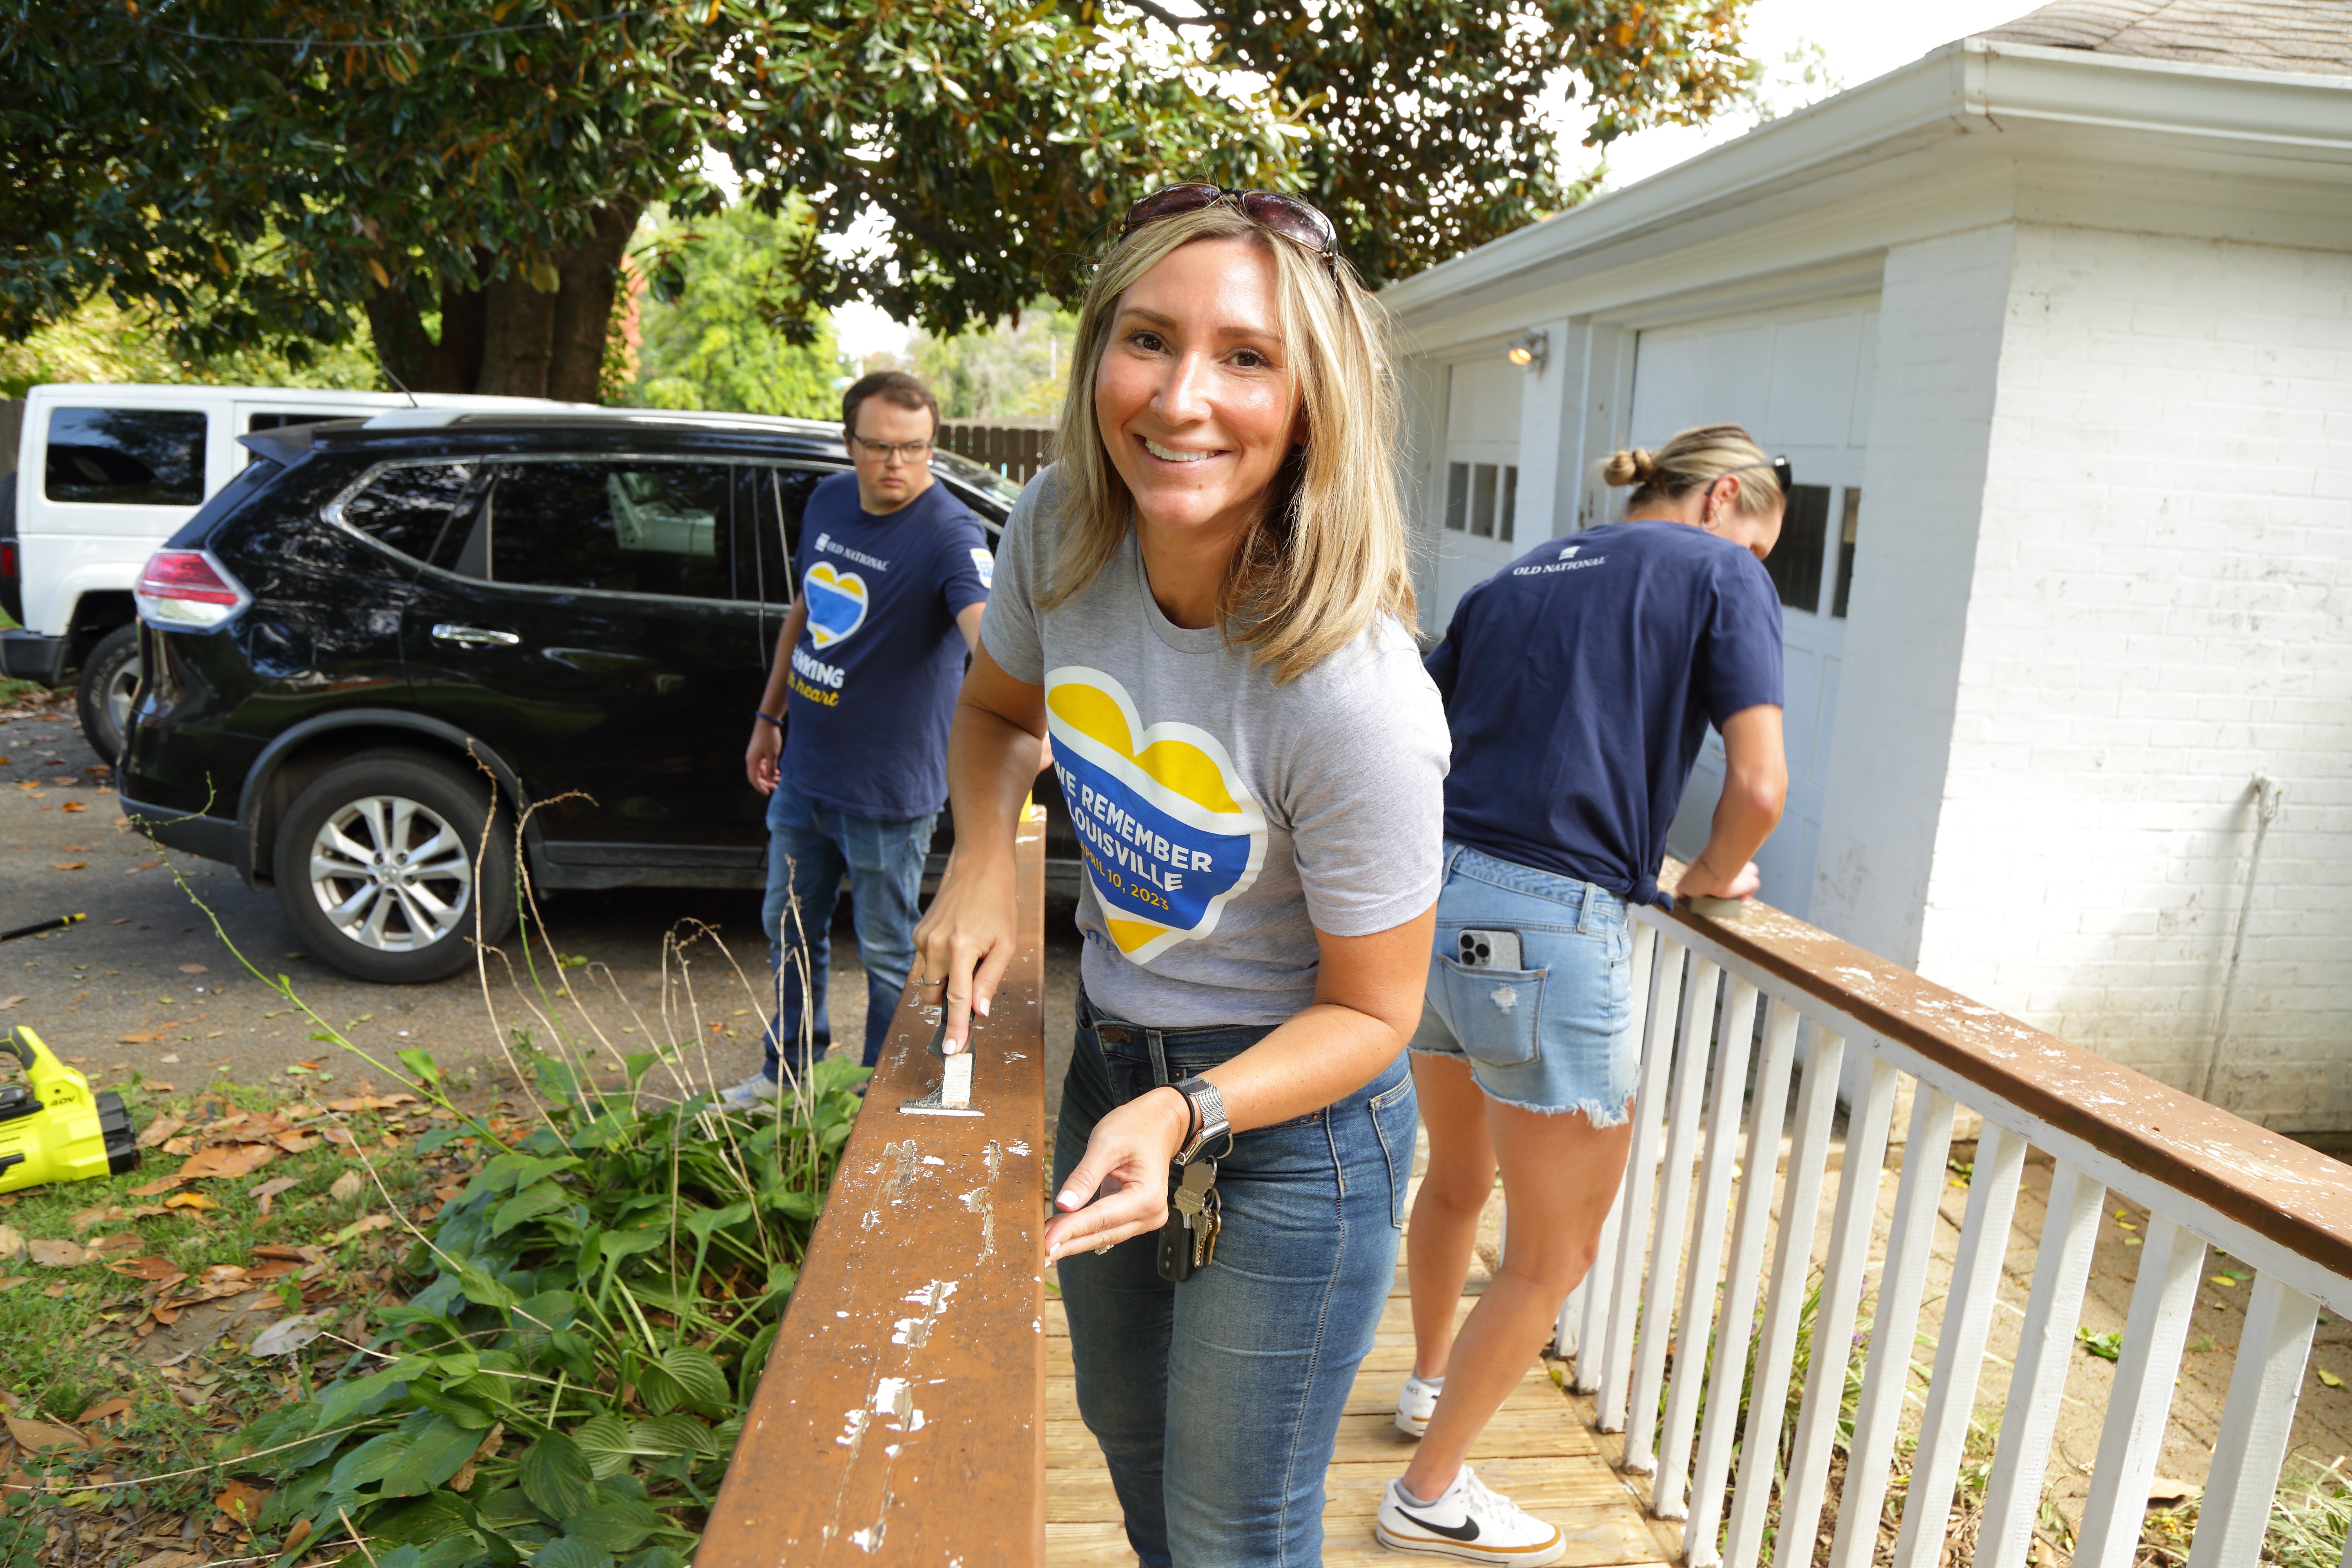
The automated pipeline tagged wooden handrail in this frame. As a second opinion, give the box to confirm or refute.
[1649,858,2352,1291]
[701,811,1049,1565]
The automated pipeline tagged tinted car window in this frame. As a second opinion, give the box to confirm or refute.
[337,462,486,572]
[729,466,829,604]
[44,408,208,506]
[486,460,732,599]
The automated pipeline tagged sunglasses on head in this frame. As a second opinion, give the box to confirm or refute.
[1121,184,1341,273]
[1731,457,1794,497]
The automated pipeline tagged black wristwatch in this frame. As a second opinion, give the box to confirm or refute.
[1171,1077,1229,1166]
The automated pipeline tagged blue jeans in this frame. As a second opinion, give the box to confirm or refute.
[1408,841,1636,1121]
[760,775,938,1076]
[1055,994,1416,1567]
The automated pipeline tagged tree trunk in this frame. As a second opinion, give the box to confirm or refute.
[474,273,556,398]
[547,202,642,403]
[361,268,485,395]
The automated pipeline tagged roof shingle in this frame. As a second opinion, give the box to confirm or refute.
[1977,0,2352,76]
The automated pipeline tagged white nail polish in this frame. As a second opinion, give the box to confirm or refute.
[975,996,990,1018]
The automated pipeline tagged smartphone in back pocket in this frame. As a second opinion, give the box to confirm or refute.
[1454,928,1523,970]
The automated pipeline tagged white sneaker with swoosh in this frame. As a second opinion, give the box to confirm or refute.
[1375,1466,1567,1564]
[1395,1373,1442,1437]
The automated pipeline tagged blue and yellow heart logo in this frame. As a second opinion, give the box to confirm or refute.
[804,563,868,649]
[1044,666,1267,964]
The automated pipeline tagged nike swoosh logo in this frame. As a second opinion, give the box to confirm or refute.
[1396,1507,1479,1543]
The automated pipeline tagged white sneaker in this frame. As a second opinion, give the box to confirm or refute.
[719,1071,780,1107]
[1375,1465,1566,1564]
[1395,1373,1443,1437]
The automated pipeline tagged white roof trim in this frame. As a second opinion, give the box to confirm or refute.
[1379,36,2352,318]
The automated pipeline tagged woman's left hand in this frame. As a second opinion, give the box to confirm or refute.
[1044,1087,1190,1262]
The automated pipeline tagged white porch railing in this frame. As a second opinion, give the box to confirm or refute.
[1550,882,2352,1568]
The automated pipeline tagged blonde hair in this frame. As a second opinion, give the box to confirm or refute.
[1602,424,1778,517]
[1039,203,1414,684]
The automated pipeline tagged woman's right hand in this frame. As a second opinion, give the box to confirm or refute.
[1673,853,1761,905]
[913,846,1020,1054]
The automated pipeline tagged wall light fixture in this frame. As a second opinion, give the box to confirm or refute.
[1504,329,1548,372]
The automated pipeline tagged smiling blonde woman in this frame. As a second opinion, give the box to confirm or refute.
[913,189,1450,1567]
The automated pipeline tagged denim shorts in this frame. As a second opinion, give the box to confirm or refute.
[1056,993,1414,1567]
[1409,841,1636,1122]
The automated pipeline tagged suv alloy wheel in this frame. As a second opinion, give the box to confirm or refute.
[272,749,518,983]
[75,624,142,765]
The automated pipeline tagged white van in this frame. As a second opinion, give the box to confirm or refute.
[0,383,564,760]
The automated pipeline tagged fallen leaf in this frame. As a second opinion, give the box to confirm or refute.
[247,1314,329,1357]
[3,1414,87,1452]
[322,1126,356,1148]
[283,1519,314,1553]
[332,1214,394,1245]
[67,1205,114,1235]
[271,1131,319,1154]
[0,997,23,1012]
[215,1477,270,1527]
[129,1551,203,1568]
[86,1234,143,1258]
[105,918,129,925]
[176,963,209,975]
[176,1143,276,1181]
[250,1176,298,1202]
[135,1115,187,1149]
[59,801,85,814]
[2320,1368,2345,1389]
[27,1239,86,1267]
[2148,1477,2196,1505]
[127,1175,185,1198]
[163,1193,218,1213]
[2210,1275,2240,1288]
[160,1136,194,1156]
[74,1397,131,1426]
[0,1226,21,1263]
[49,862,85,871]
[0,1276,27,1293]
[106,1256,180,1282]
[118,1022,187,1045]
[330,1171,365,1201]
[325,1092,417,1113]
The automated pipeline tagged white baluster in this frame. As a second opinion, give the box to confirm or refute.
[1567,925,1657,1374]
[2073,1214,2206,1568]
[1684,996,1800,1564]
[1625,957,1721,1474]
[2185,1272,2320,1568]
[1978,1160,2107,1568]
[1721,1025,1849,1568]
[1781,1051,1899,1559]
[1599,935,1685,1426]
[1827,1083,1958,1568]
[1653,974,1757,1515]
[1890,1121,2029,1568]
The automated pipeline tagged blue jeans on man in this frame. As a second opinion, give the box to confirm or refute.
[760,774,938,1079]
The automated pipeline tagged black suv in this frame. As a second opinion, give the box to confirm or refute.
[117,409,1029,983]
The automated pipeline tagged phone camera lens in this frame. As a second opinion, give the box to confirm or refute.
[1473,940,1490,960]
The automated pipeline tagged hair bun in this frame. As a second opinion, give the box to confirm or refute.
[1600,448,1656,488]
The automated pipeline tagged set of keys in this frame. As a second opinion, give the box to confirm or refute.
[1156,1158,1222,1281]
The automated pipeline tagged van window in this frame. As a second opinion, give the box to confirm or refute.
[248,412,342,433]
[337,463,486,572]
[45,408,208,506]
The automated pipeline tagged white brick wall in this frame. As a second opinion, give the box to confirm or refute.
[1918,223,2352,1130]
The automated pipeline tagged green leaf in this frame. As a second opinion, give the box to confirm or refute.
[325,1430,408,1494]
[2076,1327,2123,1362]
[628,1415,713,1458]
[617,1548,687,1568]
[530,1540,614,1568]
[561,1499,664,1554]
[495,1183,576,1236]
[397,1047,443,1089]
[571,1414,639,1479]
[379,1414,481,1498]
[656,1347,731,1411]
[681,1200,752,1244]
[519,1434,597,1521]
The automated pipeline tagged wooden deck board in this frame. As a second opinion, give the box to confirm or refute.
[1043,1265,1664,1566]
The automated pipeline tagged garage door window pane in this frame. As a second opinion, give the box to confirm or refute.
[339,463,486,572]
[1764,482,1829,614]
[1499,466,1518,543]
[488,461,732,600]
[1470,463,1498,537]
[44,408,207,506]
[1444,463,1469,531]
[1831,486,1861,618]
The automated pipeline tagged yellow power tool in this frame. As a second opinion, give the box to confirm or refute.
[0,1027,140,1194]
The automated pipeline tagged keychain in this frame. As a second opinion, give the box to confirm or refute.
[1157,1158,1221,1282]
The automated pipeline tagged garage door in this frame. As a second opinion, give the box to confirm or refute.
[1430,359,1525,619]
[1635,299,1877,919]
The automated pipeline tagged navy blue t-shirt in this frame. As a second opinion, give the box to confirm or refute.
[779,474,992,820]
[1424,522,1784,908]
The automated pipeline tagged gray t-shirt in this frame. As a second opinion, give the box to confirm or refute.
[982,470,1450,1028]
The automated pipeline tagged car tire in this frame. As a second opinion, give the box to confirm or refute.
[76,624,141,765]
[273,749,518,984]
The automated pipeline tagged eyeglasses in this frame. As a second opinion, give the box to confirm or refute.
[849,434,933,463]
[1731,457,1795,497]
[1121,184,1340,272]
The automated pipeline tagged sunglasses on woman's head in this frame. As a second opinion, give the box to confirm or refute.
[1121,184,1341,273]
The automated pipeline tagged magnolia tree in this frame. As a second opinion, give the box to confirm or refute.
[2,0,1753,399]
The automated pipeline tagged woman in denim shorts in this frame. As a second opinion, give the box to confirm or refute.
[914,187,1450,1567]
[1374,426,1793,1564]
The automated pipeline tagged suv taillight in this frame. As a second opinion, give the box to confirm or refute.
[136,549,251,630]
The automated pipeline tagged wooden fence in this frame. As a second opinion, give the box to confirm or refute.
[939,419,1056,485]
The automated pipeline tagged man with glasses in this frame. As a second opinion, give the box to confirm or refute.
[729,371,995,1104]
